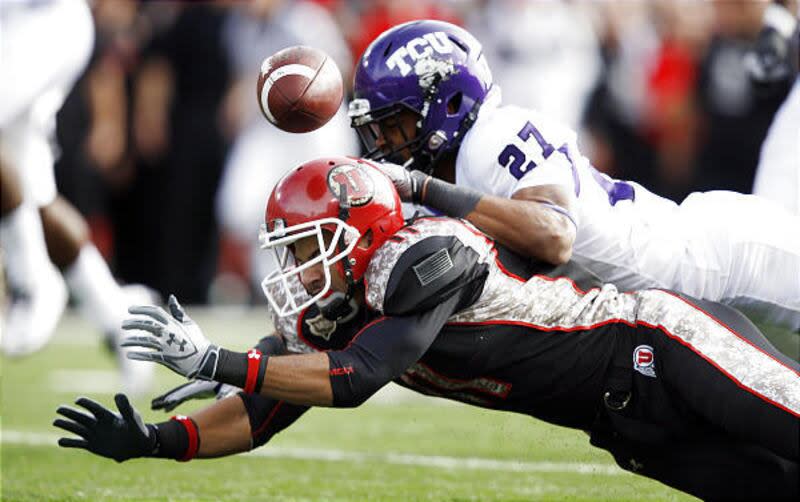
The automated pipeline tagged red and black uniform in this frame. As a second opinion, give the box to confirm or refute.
[244,217,800,501]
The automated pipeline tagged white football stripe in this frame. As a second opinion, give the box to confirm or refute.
[2,429,627,475]
[639,291,800,417]
[259,63,318,124]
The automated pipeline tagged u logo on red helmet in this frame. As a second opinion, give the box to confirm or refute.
[327,164,374,207]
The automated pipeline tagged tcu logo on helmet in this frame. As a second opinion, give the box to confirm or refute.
[386,32,453,77]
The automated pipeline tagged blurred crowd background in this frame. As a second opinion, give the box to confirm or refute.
[52,0,791,305]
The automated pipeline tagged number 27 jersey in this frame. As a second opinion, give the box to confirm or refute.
[455,98,690,292]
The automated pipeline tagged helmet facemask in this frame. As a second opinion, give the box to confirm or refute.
[259,217,360,318]
[350,100,426,168]
[349,90,479,176]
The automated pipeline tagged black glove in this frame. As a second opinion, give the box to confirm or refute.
[151,380,236,412]
[54,393,157,463]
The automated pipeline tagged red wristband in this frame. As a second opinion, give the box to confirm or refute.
[243,349,263,394]
[171,415,199,461]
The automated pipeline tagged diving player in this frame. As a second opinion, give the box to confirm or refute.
[55,158,799,501]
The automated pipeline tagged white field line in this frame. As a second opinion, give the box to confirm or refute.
[1,430,627,476]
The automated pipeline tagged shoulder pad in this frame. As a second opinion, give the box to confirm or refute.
[365,218,495,315]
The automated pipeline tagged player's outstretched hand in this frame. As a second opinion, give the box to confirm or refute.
[375,162,427,203]
[121,295,219,380]
[151,380,237,412]
[54,393,156,462]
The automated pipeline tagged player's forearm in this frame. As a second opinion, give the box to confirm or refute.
[416,176,575,264]
[211,349,334,407]
[258,353,334,406]
[190,395,253,458]
[465,195,575,265]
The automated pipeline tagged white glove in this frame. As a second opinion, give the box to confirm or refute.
[150,380,237,412]
[121,295,219,380]
[375,162,426,202]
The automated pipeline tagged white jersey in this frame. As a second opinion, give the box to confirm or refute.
[455,91,800,328]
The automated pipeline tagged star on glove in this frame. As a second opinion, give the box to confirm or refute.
[121,295,219,380]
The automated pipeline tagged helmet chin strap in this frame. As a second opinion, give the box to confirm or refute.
[317,182,361,322]
[317,291,359,323]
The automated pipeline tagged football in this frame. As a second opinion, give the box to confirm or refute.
[257,46,344,133]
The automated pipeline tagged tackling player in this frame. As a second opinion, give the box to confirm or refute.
[346,20,800,332]
[55,158,799,501]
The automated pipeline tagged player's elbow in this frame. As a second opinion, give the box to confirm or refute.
[519,225,574,265]
[333,387,375,408]
[335,393,370,408]
[548,231,574,265]
[331,377,386,408]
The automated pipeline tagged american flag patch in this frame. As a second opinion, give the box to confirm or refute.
[412,248,454,286]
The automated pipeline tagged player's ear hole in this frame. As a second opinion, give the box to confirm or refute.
[447,93,462,115]
[357,229,373,249]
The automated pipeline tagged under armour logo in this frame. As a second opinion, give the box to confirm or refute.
[167,333,188,352]
[247,350,261,360]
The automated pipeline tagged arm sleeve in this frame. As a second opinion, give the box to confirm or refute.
[326,291,463,408]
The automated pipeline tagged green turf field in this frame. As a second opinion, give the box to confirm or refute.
[1,308,725,501]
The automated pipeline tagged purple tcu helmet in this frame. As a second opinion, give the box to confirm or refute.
[349,20,493,174]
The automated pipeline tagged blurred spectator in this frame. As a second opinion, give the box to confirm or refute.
[694,1,790,194]
[340,0,461,61]
[465,0,601,130]
[584,1,787,202]
[213,0,358,303]
[583,1,712,201]
[117,2,232,303]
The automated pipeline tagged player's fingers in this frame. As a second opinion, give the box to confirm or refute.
[56,406,96,428]
[150,382,193,410]
[127,305,169,324]
[126,351,159,363]
[167,295,187,322]
[150,396,168,411]
[58,437,90,449]
[121,318,164,336]
[75,397,114,420]
[53,418,91,439]
[114,394,134,420]
[120,335,162,350]
[151,396,179,412]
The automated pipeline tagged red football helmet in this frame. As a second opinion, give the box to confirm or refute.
[260,156,404,317]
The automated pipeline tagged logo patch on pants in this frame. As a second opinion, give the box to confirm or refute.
[633,345,656,378]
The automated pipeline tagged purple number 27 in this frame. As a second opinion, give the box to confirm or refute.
[498,121,634,205]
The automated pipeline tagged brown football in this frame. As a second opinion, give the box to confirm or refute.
[257,46,344,133]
